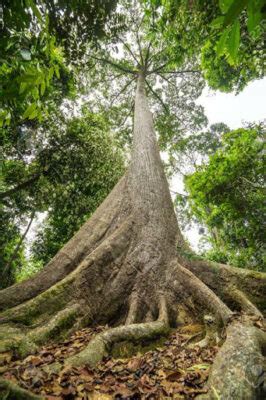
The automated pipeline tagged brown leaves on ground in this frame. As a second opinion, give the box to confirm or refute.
[1,325,218,399]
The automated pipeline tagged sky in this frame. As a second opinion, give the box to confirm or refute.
[26,77,266,255]
[171,77,266,249]
[198,78,266,129]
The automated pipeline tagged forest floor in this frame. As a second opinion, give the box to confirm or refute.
[0,324,219,399]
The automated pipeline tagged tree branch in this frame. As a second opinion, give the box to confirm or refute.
[2,210,35,278]
[148,62,170,75]
[89,55,135,75]
[119,38,140,66]
[145,79,169,114]
[0,172,45,199]
[158,70,201,75]
[110,77,135,107]
[158,73,178,90]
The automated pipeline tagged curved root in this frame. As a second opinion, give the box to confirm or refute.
[65,319,169,367]
[0,176,127,311]
[227,287,263,318]
[0,379,43,400]
[200,319,266,400]
[173,263,233,324]
[184,258,266,313]
[65,294,169,367]
[125,292,139,325]
[190,315,220,349]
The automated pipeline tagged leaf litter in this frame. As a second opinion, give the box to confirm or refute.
[1,325,218,399]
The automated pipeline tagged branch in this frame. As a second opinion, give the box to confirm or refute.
[0,172,45,199]
[158,73,178,90]
[2,210,35,277]
[119,37,139,66]
[148,62,170,75]
[159,69,201,75]
[144,41,152,71]
[117,102,134,130]
[89,55,135,75]
[136,28,144,67]
[145,79,169,114]
[110,77,135,107]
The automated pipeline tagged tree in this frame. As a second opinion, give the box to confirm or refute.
[0,2,265,399]
[0,109,124,287]
[184,125,265,271]
[156,0,265,91]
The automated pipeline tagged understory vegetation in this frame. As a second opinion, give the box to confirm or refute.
[0,1,265,399]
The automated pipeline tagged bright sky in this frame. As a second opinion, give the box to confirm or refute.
[172,77,266,249]
[198,77,266,128]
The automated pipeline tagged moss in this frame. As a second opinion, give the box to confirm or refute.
[1,276,75,327]
[29,304,80,345]
[180,249,204,261]
[16,339,38,358]
[111,334,169,358]
[0,379,43,399]
[66,336,107,367]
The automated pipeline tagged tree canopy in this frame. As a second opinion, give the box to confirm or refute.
[0,2,265,399]
[184,125,265,271]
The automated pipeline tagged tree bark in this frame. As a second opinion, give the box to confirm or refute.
[0,71,265,400]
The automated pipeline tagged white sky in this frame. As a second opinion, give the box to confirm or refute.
[172,77,266,249]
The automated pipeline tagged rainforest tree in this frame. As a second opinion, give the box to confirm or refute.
[185,126,265,271]
[0,1,265,399]
[0,109,124,287]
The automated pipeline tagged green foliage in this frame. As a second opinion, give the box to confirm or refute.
[31,111,124,265]
[185,125,265,270]
[0,210,27,288]
[1,1,120,62]
[0,5,74,126]
[1,110,124,276]
[150,0,264,91]
[212,0,265,62]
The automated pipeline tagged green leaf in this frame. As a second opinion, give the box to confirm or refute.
[223,0,248,27]
[28,109,38,120]
[219,0,233,13]
[247,2,262,35]
[211,16,225,28]
[54,64,60,79]
[48,67,54,80]
[227,20,240,63]
[40,81,46,96]
[28,0,42,22]
[216,28,230,57]
[187,363,210,371]
[19,82,27,94]
[22,103,36,119]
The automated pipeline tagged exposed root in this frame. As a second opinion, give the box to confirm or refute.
[184,258,266,313]
[158,294,169,324]
[0,176,127,311]
[190,315,220,349]
[0,218,132,327]
[0,378,43,400]
[64,294,170,368]
[173,263,233,324]
[65,320,169,368]
[28,303,82,346]
[201,318,266,400]
[227,287,263,318]
[125,292,139,325]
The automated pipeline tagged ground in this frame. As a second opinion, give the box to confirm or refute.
[0,323,220,399]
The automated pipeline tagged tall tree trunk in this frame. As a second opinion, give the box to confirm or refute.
[0,72,265,399]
